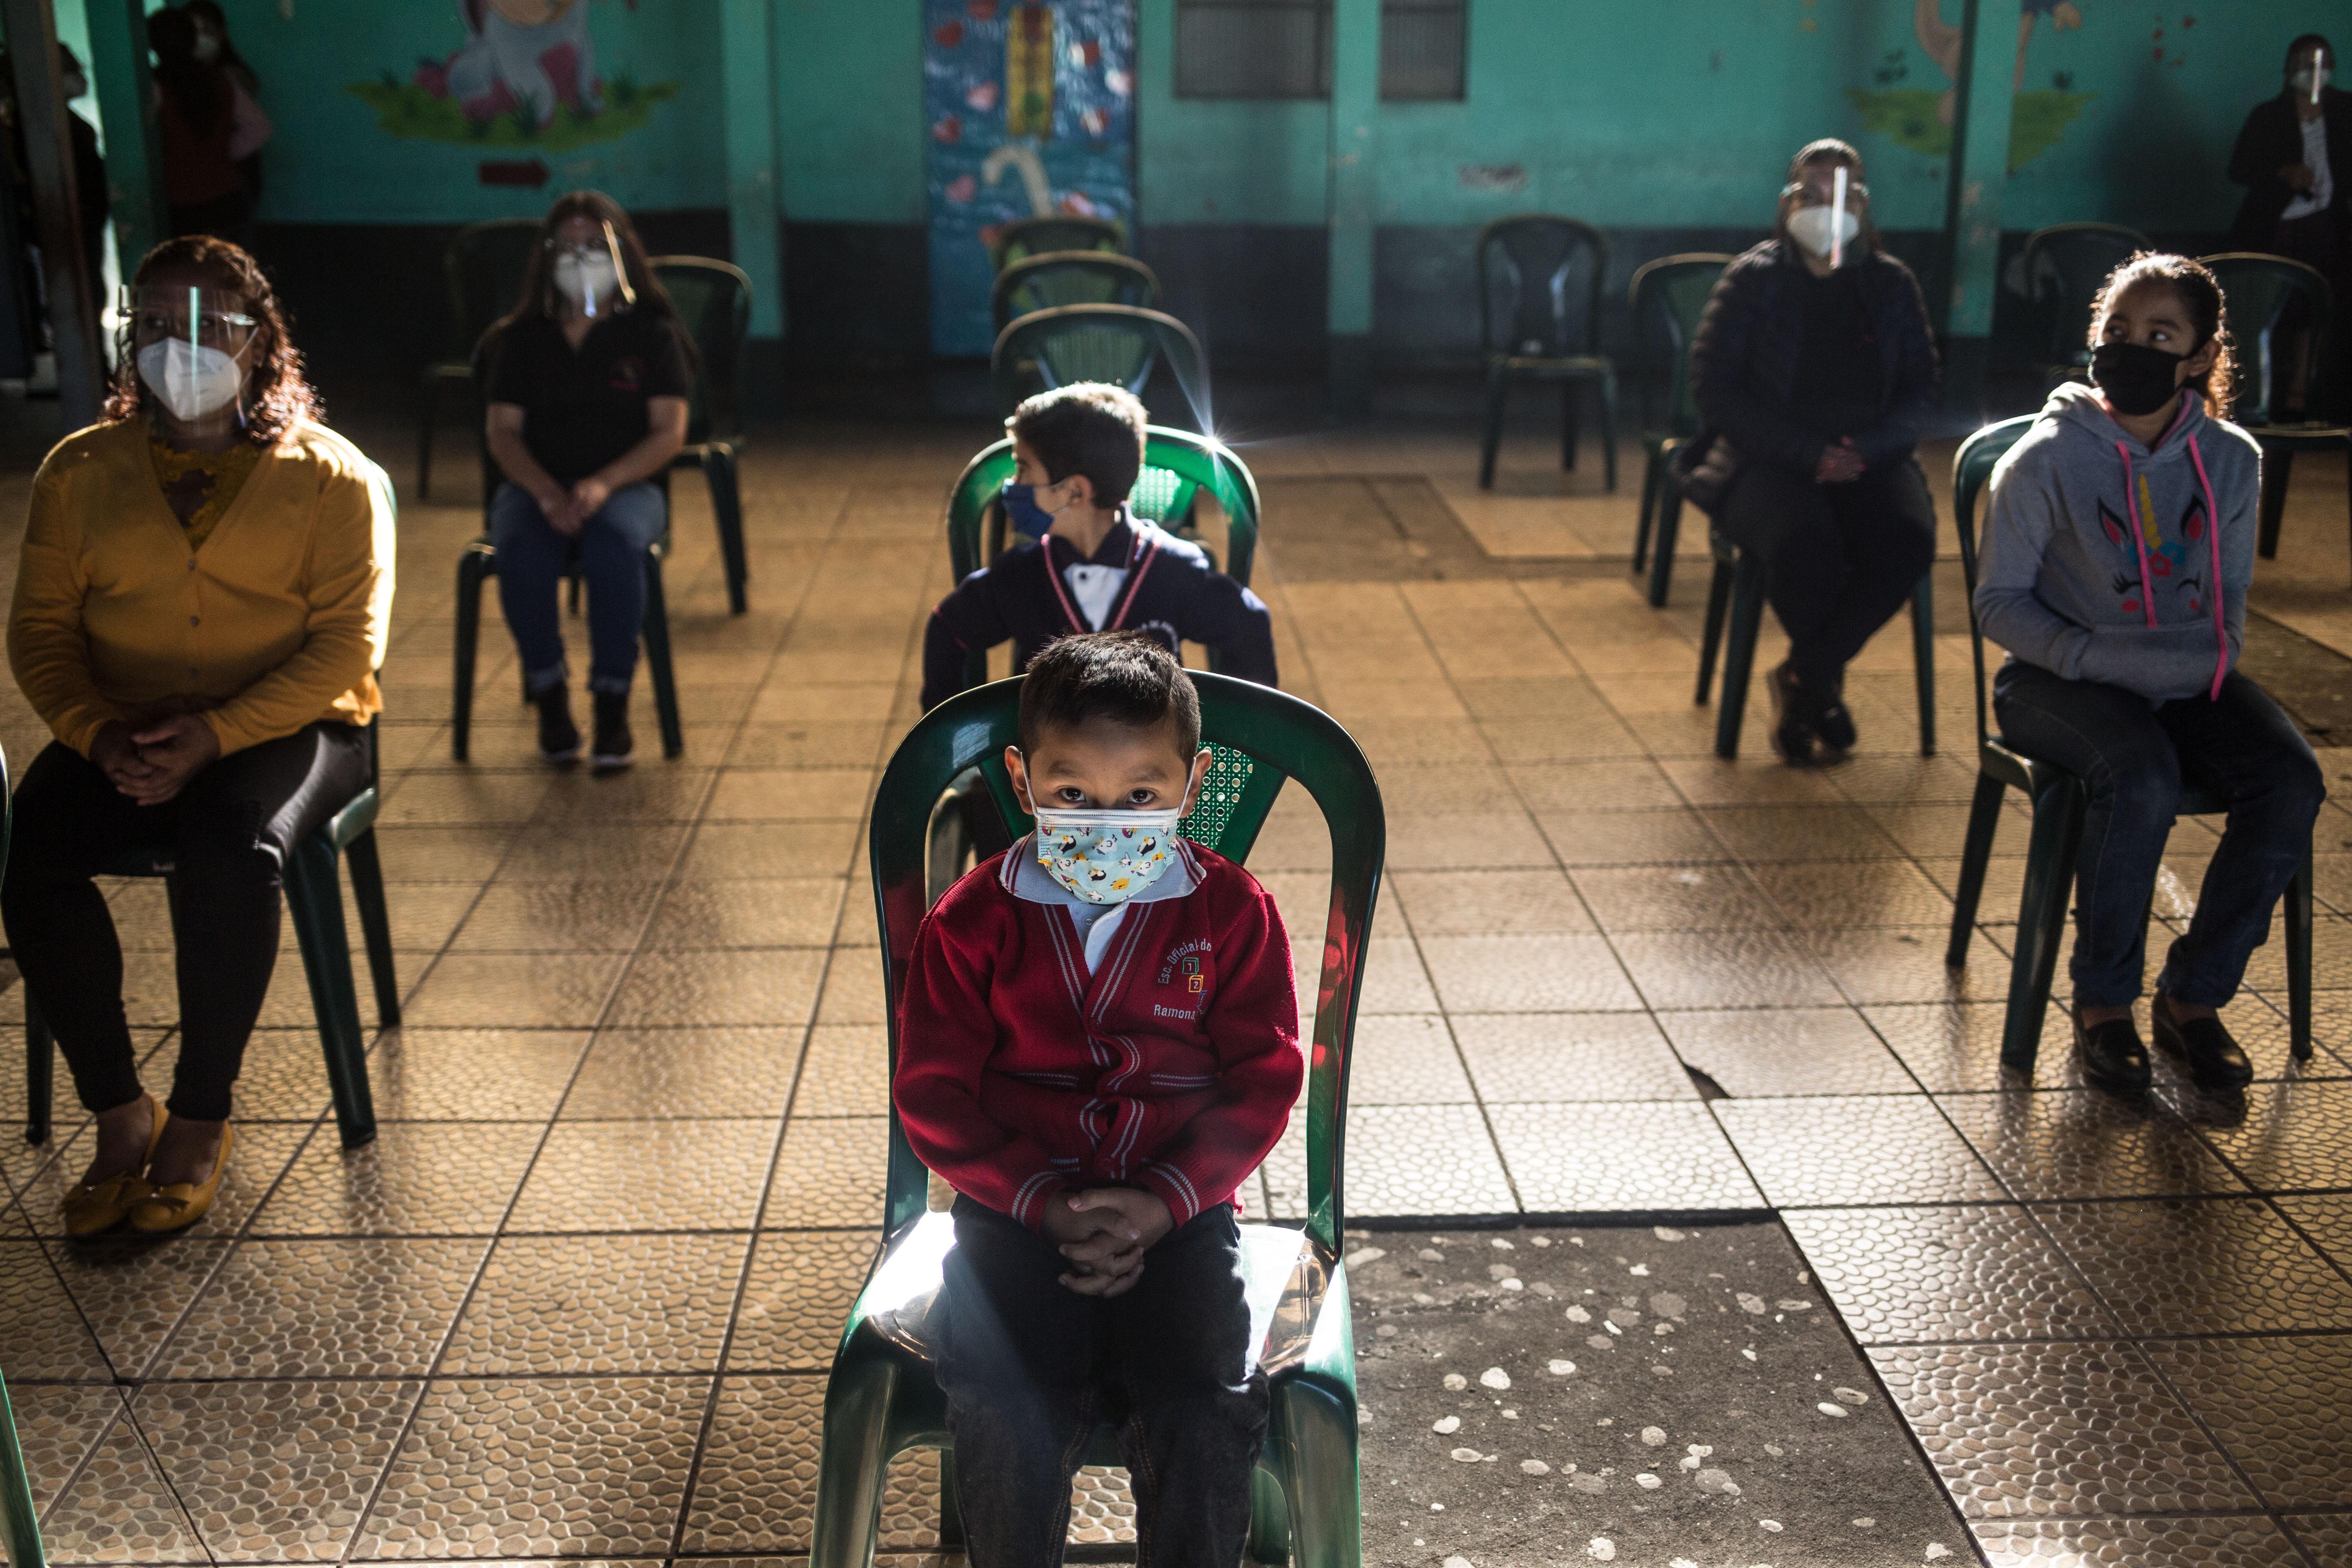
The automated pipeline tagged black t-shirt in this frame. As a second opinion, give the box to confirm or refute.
[1788,267,1884,436]
[485,309,693,486]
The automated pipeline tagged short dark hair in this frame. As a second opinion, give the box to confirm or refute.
[1018,632,1201,758]
[1007,382,1147,506]
[2285,34,2333,69]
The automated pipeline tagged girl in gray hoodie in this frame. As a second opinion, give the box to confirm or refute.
[1976,253,2325,1097]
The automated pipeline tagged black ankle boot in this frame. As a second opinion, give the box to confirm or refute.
[2151,991,2254,1089]
[2074,1006,2152,1097]
[1808,670,1857,752]
[1766,662,1817,766]
[591,691,634,773]
[533,683,581,764]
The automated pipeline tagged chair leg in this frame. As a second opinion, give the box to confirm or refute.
[809,1348,901,1568]
[1647,485,1684,608]
[1633,450,1661,574]
[1271,1376,1362,1568]
[1694,557,1735,705]
[282,835,377,1149]
[937,1450,964,1553]
[23,1000,52,1146]
[345,829,402,1028]
[1597,369,1619,492]
[2287,833,2314,1060]
[1946,772,2007,967]
[453,545,491,762]
[1560,382,1578,472]
[2256,446,2293,559]
[2001,776,2088,1075]
[642,548,685,760]
[0,1368,47,1568]
[1909,571,1936,757]
[1713,552,1767,759]
[707,445,749,616]
[1478,366,1506,490]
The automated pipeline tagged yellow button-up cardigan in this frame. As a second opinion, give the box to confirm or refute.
[9,418,396,759]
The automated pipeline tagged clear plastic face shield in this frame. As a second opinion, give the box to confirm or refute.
[1783,167,1867,267]
[2291,48,2331,104]
[123,285,260,435]
[548,219,636,320]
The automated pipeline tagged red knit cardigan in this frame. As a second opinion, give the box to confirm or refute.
[893,840,1303,1232]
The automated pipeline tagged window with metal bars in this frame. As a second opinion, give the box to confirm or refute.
[1172,0,1467,102]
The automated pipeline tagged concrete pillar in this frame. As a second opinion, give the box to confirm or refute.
[1326,0,1377,419]
[1937,0,2020,412]
[719,0,785,369]
[4,0,104,423]
[82,0,164,272]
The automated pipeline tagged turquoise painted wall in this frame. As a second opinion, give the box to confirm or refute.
[773,0,923,223]
[1135,0,1327,224]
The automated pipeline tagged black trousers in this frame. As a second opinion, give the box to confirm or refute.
[1,722,370,1121]
[937,1196,1267,1568]
[1717,456,1938,690]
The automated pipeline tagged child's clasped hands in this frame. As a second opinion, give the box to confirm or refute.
[1042,1187,1174,1297]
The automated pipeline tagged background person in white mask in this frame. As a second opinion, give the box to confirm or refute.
[1685,139,1941,765]
[2227,34,2349,419]
[481,191,691,772]
[5,235,395,1235]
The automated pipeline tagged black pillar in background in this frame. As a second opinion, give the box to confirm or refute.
[2,0,103,425]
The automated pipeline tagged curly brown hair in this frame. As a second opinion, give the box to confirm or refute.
[104,235,322,444]
[2085,252,2238,419]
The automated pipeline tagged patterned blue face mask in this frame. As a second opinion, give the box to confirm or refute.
[1001,481,1060,539]
[1031,804,1185,905]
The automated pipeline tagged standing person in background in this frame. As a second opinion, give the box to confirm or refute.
[147,7,269,245]
[57,45,109,322]
[2227,34,2350,417]
[183,2,265,206]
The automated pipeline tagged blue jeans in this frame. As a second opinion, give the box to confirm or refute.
[490,481,666,695]
[937,1196,1266,1568]
[1993,662,2326,1008]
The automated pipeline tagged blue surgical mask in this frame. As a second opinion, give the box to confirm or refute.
[1031,804,1186,905]
[1001,480,1060,539]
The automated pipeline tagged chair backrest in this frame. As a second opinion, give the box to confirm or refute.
[870,670,1386,1256]
[1477,215,1609,359]
[1951,414,2041,747]
[1626,252,1733,439]
[990,215,1125,274]
[443,218,543,361]
[992,251,1161,333]
[651,256,753,445]
[2019,223,2150,374]
[2201,251,2336,428]
[990,304,1211,428]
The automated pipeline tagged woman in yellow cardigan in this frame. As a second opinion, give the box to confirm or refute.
[4,236,394,1235]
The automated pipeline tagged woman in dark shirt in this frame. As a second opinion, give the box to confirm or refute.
[2226,34,2348,417]
[1688,139,1941,764]
[483,191,690,771]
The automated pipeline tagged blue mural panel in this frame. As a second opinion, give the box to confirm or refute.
[924,0,1136,357]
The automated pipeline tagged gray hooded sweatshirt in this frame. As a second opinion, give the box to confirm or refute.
[1974,381,2259,705]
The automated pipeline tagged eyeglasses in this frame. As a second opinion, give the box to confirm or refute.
[1783,179,1870,207]
[123,287,258,352]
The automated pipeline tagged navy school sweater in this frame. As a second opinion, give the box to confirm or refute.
[920,510,1278,711]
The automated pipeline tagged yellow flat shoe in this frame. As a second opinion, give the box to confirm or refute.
[129,1123,233,1236]
[60,1094,168,1237]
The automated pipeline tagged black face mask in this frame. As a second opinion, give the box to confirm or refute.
[2091,340,2187,417]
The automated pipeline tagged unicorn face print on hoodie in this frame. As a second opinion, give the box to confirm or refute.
[1972,380,2261,705]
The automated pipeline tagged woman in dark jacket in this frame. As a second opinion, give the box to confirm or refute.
[1687,139,1941,764]
[2226,33,2348,417]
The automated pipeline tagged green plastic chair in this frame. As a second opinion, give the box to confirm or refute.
[991,304,1211,429]
[0,739,36,1568]
[1626,253,1733,606]
[653,256,754,615]
[809,668,1381,1568]
[991,251,1160,333]
[989,215,1125,274]
[1476,215,1619,492]
[2201,252,2350,575]
[416,217,542,501]
[2018,223,2149,388]
[1944,415,2315,1071]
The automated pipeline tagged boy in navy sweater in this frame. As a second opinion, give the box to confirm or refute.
[920,383,1277,713]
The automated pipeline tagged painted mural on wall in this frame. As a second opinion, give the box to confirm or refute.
[924,0,1136,356]
[1847,0,2100,172]
[347,0,678,153]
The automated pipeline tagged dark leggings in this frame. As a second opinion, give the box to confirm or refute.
[1717,456,1938,689]
[1,722,370,1121]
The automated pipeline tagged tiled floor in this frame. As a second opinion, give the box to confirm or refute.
[0,414,2349,1566]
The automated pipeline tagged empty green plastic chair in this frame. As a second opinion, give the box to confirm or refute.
[1626,252,1732,606]
[2018,223,2149,388]
[992,251,1160,333]
[416,217,541,501]
[1945,415,2316,1071]
[991,304,1211,429]
[653,256,755,615]
[1476,216,1619,492]
[2201,252,2350,575]
[990,215,1124,274]
[809,669,1381,1568]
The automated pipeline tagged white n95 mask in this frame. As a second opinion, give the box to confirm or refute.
[1788,205,1860,261]
[136,338,245,422]
[1032,805,1185,906]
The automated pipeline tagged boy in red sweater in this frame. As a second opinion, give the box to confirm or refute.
[895,631,1303,1568]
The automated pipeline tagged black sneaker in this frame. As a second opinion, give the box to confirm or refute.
[2150,991,2254,1089]
[2073,1006,2152,1097]
[1766,662,1817,766]
[591,691,634,773]
[534,684,581,764]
